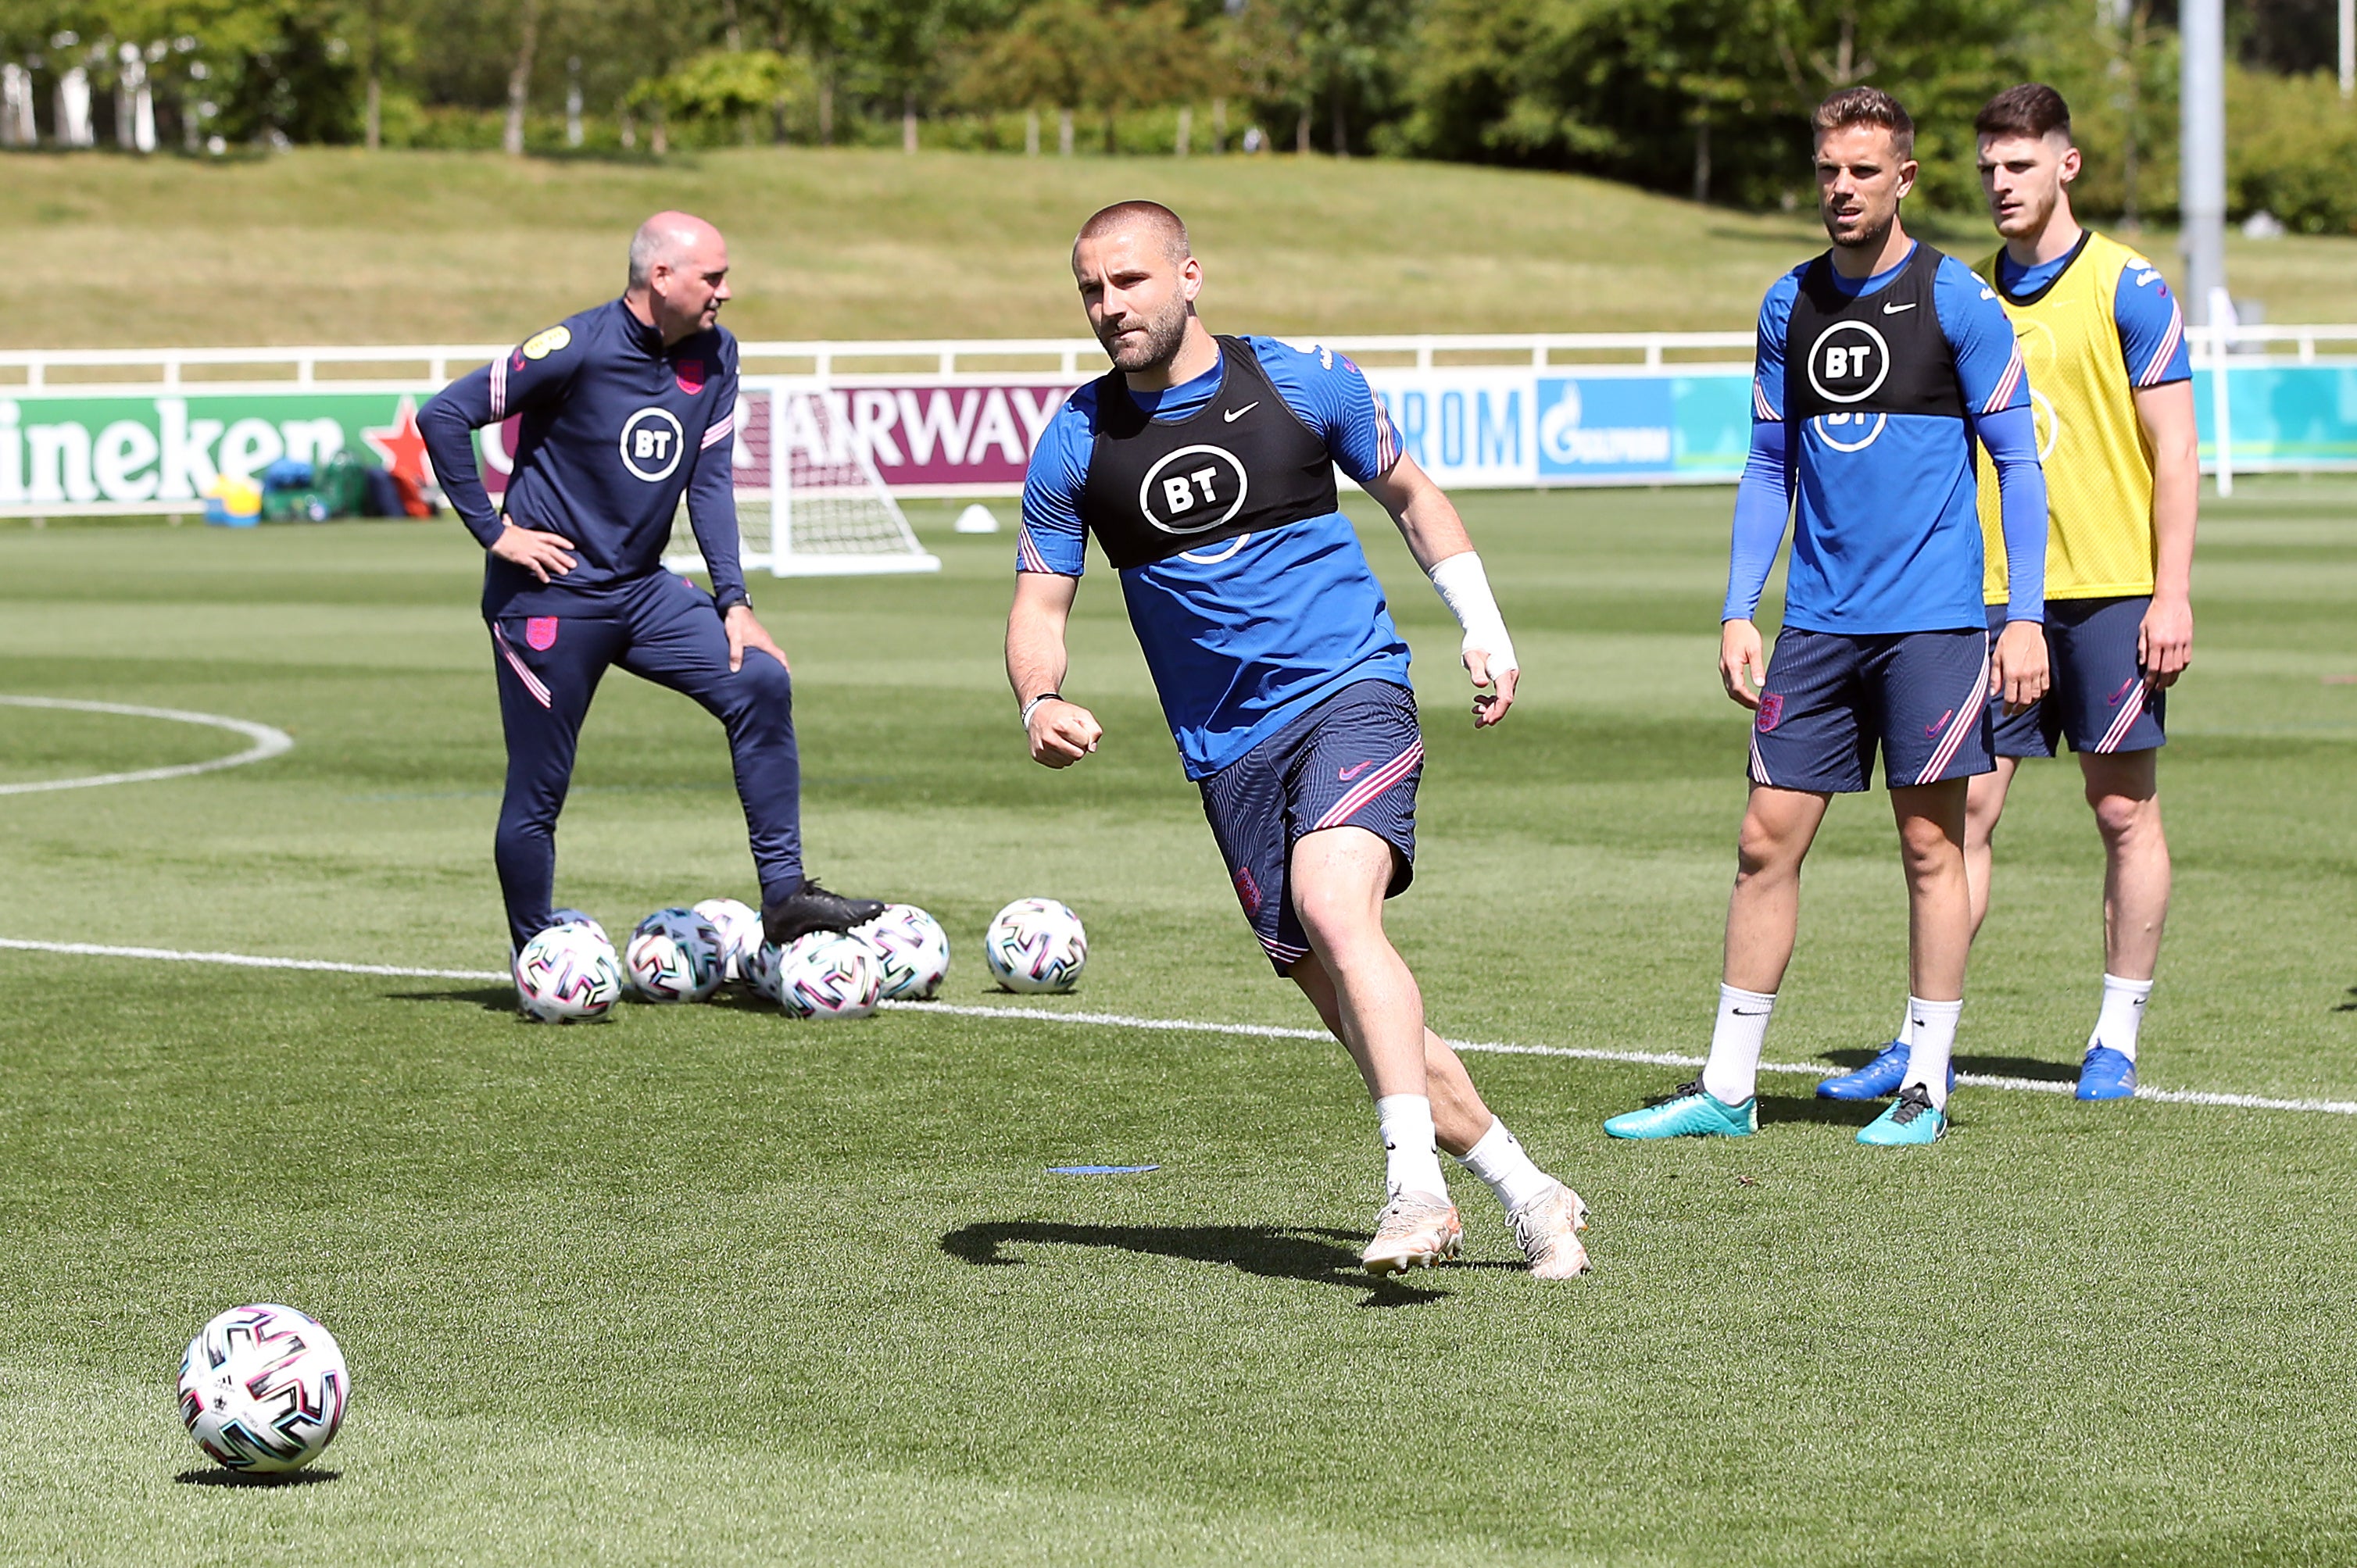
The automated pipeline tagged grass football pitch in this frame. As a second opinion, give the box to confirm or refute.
[1,484,2354,1564]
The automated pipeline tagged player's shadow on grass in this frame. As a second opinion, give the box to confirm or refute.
[173,1468,340,1487]
[941,1220,1451,1307]
[1817,1045,2079,1084]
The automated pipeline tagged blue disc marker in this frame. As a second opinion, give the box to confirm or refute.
[1048,1164,1160,1176]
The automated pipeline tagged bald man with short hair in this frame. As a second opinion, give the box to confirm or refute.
[421,211,884,987]
[1008,201,1591,1278]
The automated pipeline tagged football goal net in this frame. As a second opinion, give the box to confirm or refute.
[665,386,940,579]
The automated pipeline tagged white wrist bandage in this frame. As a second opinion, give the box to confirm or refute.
[1427,552,1517,675]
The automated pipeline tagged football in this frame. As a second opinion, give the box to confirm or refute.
[857,903,950,1000]
[692,897,764,981]
[772,930,886,1020]
[625,907,726,1002]
[983,898,1088,993]
[548,907,610,945]
[177,1303,349,1474]
[513,922,624,1022]
[742,936,785,1002]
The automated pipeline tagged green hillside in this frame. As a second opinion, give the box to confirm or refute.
[5,148,2353,349]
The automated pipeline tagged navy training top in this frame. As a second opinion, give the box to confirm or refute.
[419,297,748,620]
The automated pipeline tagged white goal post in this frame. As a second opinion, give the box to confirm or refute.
[665,383,941,579]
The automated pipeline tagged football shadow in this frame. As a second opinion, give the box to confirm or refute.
[941,1220,1449,1308]
[385,987,520,1013]
[173,1467,341,1487]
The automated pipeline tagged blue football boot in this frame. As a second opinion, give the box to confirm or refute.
[1818,1042,1957,1101]
[1856,1084,1947,1146]
[1604,1080,1757,1140]
[2076,1045,2137,1101]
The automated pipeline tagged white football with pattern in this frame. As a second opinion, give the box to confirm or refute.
[857,903,951,1000]
[692,897,764,982]
[514,923,624,1022]
[626,907,726,1002]
[774,930,885,1020]
[177,1304,349,1474]
[984,898,1087,994]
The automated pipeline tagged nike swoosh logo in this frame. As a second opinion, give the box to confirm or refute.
[1731,1008,1769,1017]
[1223,402,1259,423]
[1883,301,1917,314]
[1338,761,1374,781]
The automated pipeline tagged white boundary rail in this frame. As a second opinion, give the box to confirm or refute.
[0,323,2347,386]
[3,324,2353,386]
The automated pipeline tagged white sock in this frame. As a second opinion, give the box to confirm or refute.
[1893,1002,1915,1049]
[2091,973,2154,1062]
[1701,984,1776,1105]
[1456,1118,1555,1213]
[1375,1095,1448,1200]
[1901,997,1962,1110]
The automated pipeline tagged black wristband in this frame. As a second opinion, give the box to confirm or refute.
[714,588,751,613]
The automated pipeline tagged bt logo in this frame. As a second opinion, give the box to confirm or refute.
[1137,444,1249,534]
[618,407,686,482]
[1806,320,1892,405]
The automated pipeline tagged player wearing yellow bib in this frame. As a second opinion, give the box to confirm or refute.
[1817,84,2198,1105]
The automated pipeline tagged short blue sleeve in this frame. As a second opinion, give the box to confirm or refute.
[1017,385,1096,577]
[1247,338,1401,484]
[1752,272,1798,422]
[2113,256,2191,388]
[1934,259,2029,416]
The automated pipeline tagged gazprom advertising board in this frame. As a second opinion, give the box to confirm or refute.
[2,358,2353,513]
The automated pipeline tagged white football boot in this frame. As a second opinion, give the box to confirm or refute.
[1361,1188,1463,1275]
[1506,1179,1591,1279]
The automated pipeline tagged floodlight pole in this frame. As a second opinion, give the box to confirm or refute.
[2341,0,2354,98]
[2179,0,2227,327]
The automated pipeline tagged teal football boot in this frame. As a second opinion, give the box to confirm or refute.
[1604,1080,1757,1140]
[1856,1084,1947,1146]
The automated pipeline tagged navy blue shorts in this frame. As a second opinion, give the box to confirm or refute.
[1750,627,1993,794]
[1198,680,1422,973]
[1987,598,2166,759]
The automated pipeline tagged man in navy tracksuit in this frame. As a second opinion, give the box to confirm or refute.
[420,210,882,963]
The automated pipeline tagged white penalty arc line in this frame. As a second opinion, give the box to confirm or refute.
[0,696,293,795]
[0,937,2349,1119]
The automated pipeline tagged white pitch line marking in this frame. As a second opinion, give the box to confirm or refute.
[0,938,499,983]
[0,696,293,795]
[0,938,2351,1117]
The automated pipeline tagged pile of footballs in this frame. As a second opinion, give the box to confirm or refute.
[510,896,1089,1023]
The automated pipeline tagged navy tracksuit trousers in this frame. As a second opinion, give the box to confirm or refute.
[488,570,800,951]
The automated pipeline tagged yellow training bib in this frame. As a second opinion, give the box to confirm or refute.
[1976,230,2161,603]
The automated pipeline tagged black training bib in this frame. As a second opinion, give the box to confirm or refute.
[1078,335,1339,570]
[1783,241,1967,425]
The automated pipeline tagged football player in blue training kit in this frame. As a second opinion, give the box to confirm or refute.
[1825,84,2198,1105]
[419,211,883,993]
[1007,201,1590,1278]
[1603,88,2051,1148]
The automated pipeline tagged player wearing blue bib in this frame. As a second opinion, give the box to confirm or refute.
[1008,202,1590,1279]
[1828,85,2201,1105]
[1603,89,2051,1148]
[418,213,883,980]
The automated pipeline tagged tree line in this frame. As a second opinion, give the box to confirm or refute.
[0,0,2349,228]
